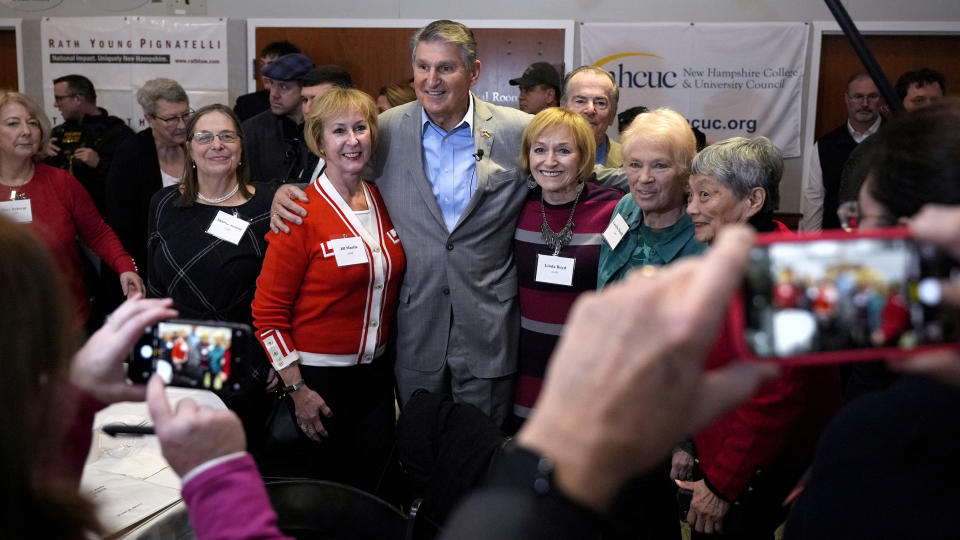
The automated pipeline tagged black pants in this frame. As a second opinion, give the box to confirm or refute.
[605,460,682,540]
[259,359,397,496]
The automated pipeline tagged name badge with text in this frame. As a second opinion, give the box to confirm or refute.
[206,210,250,245]
[0,199,33,223]
[536,254,576,286]
[602,213,630,249]
[329,236,369,267]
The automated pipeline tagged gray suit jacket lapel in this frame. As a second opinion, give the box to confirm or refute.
[402,103,448,232]
[455,94,497,232]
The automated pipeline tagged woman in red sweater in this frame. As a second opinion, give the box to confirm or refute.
[679,137,840,538]
[252,88,405,490]
[0,92,142,328]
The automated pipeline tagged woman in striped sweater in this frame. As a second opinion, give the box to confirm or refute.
[510,107,622,428]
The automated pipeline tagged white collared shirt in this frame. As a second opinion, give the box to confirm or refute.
[800,116,882,231]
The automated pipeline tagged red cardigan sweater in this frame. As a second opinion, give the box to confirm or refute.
[693,224,840,501]
[253,175,405,369]
[12,164,136,323]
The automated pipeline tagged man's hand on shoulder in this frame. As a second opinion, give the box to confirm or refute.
[270,184,309,234]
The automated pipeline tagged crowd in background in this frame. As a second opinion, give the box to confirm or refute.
[0,17,956,540]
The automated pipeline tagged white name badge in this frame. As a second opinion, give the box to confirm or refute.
[602,213,630,249]
[0,199,33,223]
[536,254,576,286]
[206,210,250,245]
[329,236,369,267]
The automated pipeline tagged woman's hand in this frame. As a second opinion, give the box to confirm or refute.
[147,375,246,477]
[676,479,731,535]
[71,296,177,404]
[270,184,309,234]
[289,384,333,442]
[120,271,146,299]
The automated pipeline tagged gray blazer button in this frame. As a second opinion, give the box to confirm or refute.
[446,243,454,251]
[442,287,450,295]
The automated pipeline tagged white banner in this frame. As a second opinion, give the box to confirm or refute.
[581,22,808,157]
[41,17,228,131]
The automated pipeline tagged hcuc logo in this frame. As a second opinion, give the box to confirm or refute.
[594,52,678,89]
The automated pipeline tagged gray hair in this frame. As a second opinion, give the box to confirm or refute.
[690,136,783,216]
[561,65,620,111]
[136,78,188,116]
[410,20,478,70]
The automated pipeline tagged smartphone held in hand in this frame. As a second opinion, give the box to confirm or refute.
[734,227,960,364]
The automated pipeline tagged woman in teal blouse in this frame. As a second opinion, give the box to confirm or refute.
[598,107,706,287]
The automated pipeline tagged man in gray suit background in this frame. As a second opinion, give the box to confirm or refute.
[272,20,532,427]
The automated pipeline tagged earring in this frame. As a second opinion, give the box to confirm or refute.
[526,177,537,190]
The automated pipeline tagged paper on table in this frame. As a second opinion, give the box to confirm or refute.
[81,467,181,534]
[82,390,228,536]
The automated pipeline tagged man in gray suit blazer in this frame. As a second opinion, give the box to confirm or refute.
[373,20,533,426]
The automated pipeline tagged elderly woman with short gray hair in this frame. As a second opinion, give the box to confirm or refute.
[105,78,192,282]
[677,136,840,538]
[686,136,786,245]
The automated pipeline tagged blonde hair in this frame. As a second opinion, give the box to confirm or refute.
[519,107,596,183]
[305,88,380,159]
[378,83,417,109]
[0,92,52,162]
[620,107,696,174]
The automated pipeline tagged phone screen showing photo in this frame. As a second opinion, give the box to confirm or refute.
[129,321,254,395]
[743,237,960,358]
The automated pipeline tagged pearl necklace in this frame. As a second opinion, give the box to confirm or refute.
[197,183,240,204]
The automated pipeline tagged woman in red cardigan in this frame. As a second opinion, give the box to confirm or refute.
[252,88,405,491]
[679,137,840,538]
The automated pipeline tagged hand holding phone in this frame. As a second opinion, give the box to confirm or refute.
[73,297,177,404]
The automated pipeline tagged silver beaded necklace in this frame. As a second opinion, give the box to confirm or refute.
[540,183,584,256]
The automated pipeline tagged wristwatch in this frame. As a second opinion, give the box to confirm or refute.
[490,439,558,496]
[281,379,306,394]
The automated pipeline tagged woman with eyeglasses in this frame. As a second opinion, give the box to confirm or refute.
[147,104,277,454]
[147,103,274,326]
[106,78,192,284]
[0,91,143,329]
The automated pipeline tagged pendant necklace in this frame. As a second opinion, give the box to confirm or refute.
[540,183,584,256]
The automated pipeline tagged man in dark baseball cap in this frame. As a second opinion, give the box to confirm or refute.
[509,62,561,114]
[242,52,319,184]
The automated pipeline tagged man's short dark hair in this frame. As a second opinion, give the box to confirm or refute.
[52,74,96,102]
[260,40,300,59]
[895,68,946,101]
[617,105,649,133]
[302,65,353,89]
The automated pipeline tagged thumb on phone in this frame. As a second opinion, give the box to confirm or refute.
[146,375,172,429]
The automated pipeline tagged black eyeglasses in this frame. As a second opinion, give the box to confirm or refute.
[191,131,240,144]
[53,94,78,103]
[151,110,195,127]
